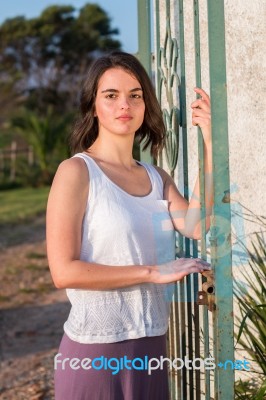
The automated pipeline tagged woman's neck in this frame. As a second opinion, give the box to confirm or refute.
[86,134,136,169]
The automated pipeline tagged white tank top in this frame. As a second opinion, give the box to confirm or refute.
[64,152,176,343]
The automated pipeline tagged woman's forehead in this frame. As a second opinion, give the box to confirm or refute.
[97,68,141,91]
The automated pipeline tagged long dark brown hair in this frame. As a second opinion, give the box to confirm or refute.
[70,51,165,160]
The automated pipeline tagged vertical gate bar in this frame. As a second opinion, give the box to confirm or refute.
[186,273,194,400]
[168,0,187,396]
[137,0,152,76]
[154,0,164,169]
[178,0,189,397]
[202,308,210,399]
[175,281,182,400]
[192,241,201,400]
[178,0,189,195]
[169,302,176,399]
[185,234,193,400]
[193,1,210,399]
[154,0,161,107]
[172,270,180,397]
[180,275,187,399]
[185,241,194,399]
[137,0,153,163]
[176,284,182,399]
[207,1,234,399]
[193,1,207,256]
[172,294,179,398]
[177,241,185,399]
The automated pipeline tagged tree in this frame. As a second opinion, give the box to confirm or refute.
[0,3,121,185]
[0,3,121,117]
[12,107,74,184]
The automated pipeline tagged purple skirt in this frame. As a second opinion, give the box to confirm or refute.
[54,333,170,400]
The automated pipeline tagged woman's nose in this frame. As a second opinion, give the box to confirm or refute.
[119,97,130,109]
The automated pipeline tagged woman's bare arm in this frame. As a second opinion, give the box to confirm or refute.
[154,88,213,240]
[46,158,210,290]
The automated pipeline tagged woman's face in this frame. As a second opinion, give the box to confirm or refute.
[94,68,145,138]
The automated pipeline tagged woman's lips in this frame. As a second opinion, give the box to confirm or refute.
[116,115,133,121]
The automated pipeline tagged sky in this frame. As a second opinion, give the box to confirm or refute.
[0,0,138,53]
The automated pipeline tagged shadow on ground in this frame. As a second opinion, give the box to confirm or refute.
[0,215,46,249]
[0,301,70,361]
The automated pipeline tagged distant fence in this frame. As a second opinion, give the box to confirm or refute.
[0,141,34,182]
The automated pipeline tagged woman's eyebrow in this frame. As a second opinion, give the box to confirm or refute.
[130,88,143,92]
[101,88,143,93]
[101,89,118,93]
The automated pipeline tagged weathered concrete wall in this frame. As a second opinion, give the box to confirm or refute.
[224,0,266,238]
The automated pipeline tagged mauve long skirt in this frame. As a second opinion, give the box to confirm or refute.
[54,333,170,400]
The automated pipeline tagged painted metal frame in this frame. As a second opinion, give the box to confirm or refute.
[138,0,234,399]
[207,1,234,399]
[137,0,153,163]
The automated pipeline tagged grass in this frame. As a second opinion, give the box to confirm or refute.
[0,295,10,302]
[19,288,37,294]
[26,252,46,259]
[25,263,49,271]
[19,283,53,294]
[6,266,18,275]
[0,186,50,224]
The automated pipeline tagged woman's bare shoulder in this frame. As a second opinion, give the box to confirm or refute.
[54,156,89,186]
[47,157,90,206]
[57,156,88,174]
[153,165,185,203]
[153,165,172,184]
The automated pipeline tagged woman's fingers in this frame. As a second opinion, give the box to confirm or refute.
[191,88,211,130]
[157,258,212,284]
[191,98,209,111]
[177,257,211,269]
[194,87,210,106]
[192,109,211,121]
[192,117,211,127]
[192,107,210,116]
[194,258,211,267]
[189,258,211,273]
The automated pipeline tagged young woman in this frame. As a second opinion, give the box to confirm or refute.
[46,51,213,400]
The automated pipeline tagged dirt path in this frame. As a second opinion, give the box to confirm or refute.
[0,217,70,400]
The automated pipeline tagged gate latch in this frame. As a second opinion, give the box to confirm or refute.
[197,270,216,312]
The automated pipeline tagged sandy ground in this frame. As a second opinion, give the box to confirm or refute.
[0,216,70,400]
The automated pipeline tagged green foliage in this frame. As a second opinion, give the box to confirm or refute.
[11,107,73,184]
[0,3,121,187]
[234,213,266,399]
[235,378,266,400]
[0,3,121,96]
[0,186,50,223]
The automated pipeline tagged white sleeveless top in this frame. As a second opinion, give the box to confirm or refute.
[63,152,176,343]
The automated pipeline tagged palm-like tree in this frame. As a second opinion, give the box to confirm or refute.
[12,106,73,183]
[234,206,266,399]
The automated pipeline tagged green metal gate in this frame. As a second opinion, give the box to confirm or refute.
[138,1,234,399]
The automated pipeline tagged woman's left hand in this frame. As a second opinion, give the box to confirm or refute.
[191,87,211,145]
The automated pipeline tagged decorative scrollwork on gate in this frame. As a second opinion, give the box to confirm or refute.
[157,17,180,176]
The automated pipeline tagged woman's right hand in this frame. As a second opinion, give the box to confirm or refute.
[153,258,211,284]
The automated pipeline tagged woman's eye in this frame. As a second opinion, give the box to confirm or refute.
[130,94,142,99]
[104,93,143,100]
